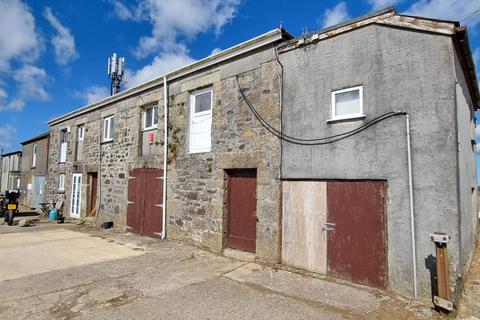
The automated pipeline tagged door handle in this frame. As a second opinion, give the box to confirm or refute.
[322,222,335,231]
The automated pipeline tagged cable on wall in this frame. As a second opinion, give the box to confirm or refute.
[235,74,406,145]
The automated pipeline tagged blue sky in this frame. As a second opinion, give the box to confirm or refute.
[0,0,479,174]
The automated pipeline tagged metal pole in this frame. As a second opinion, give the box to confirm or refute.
[406,114,418,299]
[161,77,168,240]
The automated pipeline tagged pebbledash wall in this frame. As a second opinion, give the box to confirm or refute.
[278,10,479,298]
[46,30,287,262]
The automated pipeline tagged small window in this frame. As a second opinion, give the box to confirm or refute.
[77,125,85,141]
[58,174,65,190]
[189,88,212,153]
[59,129,68,163]
[331,86,363,120]
[103,116,114,141]
[142,106,158,130]
[32,144,37,168]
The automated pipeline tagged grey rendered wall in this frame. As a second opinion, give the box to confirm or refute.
[280,24,460,298]
[453,48,478,278]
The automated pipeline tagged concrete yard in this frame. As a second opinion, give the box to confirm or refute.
[0,219,468,319]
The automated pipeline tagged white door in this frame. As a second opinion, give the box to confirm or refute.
[70,173,82,218]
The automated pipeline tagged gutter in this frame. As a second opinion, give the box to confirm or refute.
[454,26,480,110]
[48,28,289,126]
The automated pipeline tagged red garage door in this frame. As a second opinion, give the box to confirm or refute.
[127,168,163,238]
[327,181,388,288]
[282,180,387,288]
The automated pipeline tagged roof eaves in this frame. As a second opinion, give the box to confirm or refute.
[278,6,396,50]
[48,28,288,126]
[20,131,50,145]
[1,150,22,157]
[455,26,480,109]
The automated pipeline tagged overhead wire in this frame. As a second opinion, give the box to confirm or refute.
[235,74,405,145]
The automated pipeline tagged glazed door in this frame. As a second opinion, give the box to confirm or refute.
[70,173,82,219]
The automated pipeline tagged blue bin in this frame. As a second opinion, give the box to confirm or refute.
[49,209,57,221]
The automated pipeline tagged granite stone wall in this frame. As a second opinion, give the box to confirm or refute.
[46,48,282,262]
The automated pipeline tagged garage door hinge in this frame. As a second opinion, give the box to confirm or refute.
[154,204,163,208]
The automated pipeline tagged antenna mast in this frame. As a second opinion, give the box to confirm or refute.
[107,53,125,95]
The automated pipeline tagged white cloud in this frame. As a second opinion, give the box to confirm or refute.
[43,7,78,66]
[110,0,240,89]
[0,0,41,71]
[319,2,351,28]
[110,0,135,20]
[112,0,241,58]
[210,47,222,55]
[406,0,480,29]
[77,86,110,104]
[0,125,17,149]
[0,88,7,100]
[13,64,49,101]
[126,49,195,87]
[367,0,402,10]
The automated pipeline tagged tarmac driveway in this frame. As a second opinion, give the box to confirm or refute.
[0,221,442,320]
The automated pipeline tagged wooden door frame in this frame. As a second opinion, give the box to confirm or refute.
[87,172,98,217]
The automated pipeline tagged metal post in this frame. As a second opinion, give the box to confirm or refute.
[406,114,418,299]
[431,232,454,311]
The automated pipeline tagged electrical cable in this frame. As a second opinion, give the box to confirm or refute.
[235,74,405,145]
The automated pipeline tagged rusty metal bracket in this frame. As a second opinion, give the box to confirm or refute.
[433,296,453,311]
[430,233,450,244]
[430,232,454,312]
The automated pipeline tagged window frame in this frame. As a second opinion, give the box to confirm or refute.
[189,88,213,154]
[102,116,114,142]
[59,129,68,163]
[32,144,37,168]
[330,86,364,121]
[77,125,85,141]
[58,173,65,191]
[142,106,158,131]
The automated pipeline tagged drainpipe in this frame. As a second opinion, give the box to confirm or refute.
[161,76,168,240]
[405,113,418,299]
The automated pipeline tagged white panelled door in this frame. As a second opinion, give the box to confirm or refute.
[70,173,82,218]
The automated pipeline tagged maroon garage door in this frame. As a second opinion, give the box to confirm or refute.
[282,180,387,289]
[127,168,163,238]
[226,169,257,253]
[327,181,388,288]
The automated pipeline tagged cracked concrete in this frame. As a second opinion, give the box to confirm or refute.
[0,221,447,319]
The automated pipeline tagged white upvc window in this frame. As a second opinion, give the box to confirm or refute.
[142,106,158,130]
[32,144,37,168]
[58,173,65,191]
[77,125,85,141]
[102,116,114,142]
[331,86,364,121]
[59,129,68,163]
[189,88,213,153]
